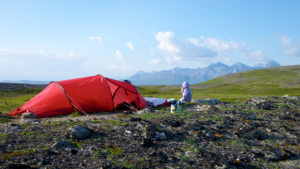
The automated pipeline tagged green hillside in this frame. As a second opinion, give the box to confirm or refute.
[139,65,300,101]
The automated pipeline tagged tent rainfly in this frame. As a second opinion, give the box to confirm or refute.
[9,75,147,118]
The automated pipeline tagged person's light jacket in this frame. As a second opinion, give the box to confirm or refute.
[180,81,192,102]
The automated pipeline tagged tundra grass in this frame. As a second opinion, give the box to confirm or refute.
[1,66,300,114]
[139,66,300,102]
[0,88,41,113]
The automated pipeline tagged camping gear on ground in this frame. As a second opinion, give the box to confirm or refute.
[144,97,168,107]
[167,98,177,106]
[191,99,221,105]
[176,103,182,113]
[170,104,176,113]
[9,75,147,118]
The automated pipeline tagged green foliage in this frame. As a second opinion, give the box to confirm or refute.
[108,146,125,155]
[0,88,41,113]
[71,141,84,149]
[0,133,8,144]
[226,139,250,148]
[68,111,81,117]
[1,149,36,160]
[49,120,78,127]
[104,119,127,126]
[136,112,169,120]
[20,131,40,138]
[0,116,10,123]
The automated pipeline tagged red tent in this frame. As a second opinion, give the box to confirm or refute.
[9,75,147,118]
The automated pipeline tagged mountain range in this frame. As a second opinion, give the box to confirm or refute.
[128,60,281,85]
[1,60,280,85]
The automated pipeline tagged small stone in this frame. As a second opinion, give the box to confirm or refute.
[125,130,132,134]
[266,128,271,132]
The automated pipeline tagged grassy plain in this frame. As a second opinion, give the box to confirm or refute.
[1,65,300,113]
[140,65,300,102]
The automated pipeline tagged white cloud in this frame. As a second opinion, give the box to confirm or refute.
[115,50,125,60]
[125,41,134,50]
[279,35,300,56]
[39,49,78,60]
[149,59,161,64]
[109,65,129,71]
[201,37,244,52]
[89,36,102,43]
[154,31,217,63]
[187,38,201,47]
[248,50,269,63]
[0,48,78,60]
[109,65,118,69]
[155,32,180,55]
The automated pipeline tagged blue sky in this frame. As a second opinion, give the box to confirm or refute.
[0,0,300,81]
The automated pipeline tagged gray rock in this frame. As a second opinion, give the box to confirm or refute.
[249,97,276,110]
[68,125,92,139]
[250,97,266,105]
[282,94,300,100]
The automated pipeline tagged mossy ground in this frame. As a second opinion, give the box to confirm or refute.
[0,97,299,168]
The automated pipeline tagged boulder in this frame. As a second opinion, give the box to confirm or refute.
[68,125,92,139]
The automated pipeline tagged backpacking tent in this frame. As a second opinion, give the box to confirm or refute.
[9,75,147,118]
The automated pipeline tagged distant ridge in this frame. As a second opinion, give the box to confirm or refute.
[0,80,49,84]
[129,60,281,85]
